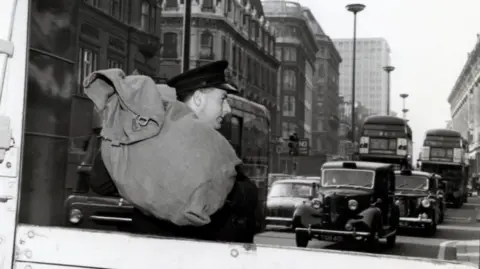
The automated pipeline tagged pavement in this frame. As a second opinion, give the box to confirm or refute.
[455,240,480,266]
[254,196,480,265]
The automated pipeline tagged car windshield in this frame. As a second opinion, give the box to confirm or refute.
[321,169,374,189]
[395,175,429,191]
[268,183,313,198]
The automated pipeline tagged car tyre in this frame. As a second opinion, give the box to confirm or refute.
[293,216,309,248]
[426,216,437,237]
[295,231,309,248]
[366,226,380,252]
[386,231,396,248]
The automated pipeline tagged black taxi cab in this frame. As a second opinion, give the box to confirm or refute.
[293,161,399,251]
[394,170,445,236]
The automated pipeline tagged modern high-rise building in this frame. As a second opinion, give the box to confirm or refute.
[333,38,391,115]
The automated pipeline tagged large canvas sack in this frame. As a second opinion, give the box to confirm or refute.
[83,69,242,226]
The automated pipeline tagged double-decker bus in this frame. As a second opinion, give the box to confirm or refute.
[64,87,271,233]
[419,129,469,207]
[357,115,413,169]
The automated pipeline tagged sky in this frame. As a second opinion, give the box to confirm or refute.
[294,0,480,159]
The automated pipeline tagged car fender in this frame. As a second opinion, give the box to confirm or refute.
[292,203,323,227]
[348,207,381,229]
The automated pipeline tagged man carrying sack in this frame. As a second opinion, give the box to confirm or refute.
[131,60,259,243]
[83,60,259,243]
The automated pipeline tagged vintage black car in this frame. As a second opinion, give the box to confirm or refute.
[65,127,135,231]
[394,170,445,236]
[266,178,320,229]
[293,161,399,251]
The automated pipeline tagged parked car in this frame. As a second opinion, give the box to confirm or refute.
[293,161,399,251]
[265,178,321,229]
[394,170,445,236]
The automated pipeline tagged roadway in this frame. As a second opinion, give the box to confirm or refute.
[255,196,480,262]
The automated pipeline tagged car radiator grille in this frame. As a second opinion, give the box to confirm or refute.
[325,196,349,226]
[397,197,418,217]
[268,208,294,218]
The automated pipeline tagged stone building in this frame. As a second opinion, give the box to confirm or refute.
[448,34,480,176]
[308,10,342,156]
[23,0,163,225]
[262,0,318,172]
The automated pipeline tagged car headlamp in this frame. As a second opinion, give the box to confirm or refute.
[348,199,358,210]
[421,198,430,208]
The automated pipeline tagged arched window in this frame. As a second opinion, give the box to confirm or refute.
[199,31,214,60]
[162,32,178,58]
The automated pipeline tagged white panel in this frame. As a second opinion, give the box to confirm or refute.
[14,225,476,269]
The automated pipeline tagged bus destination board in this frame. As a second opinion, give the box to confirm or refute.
[363,129,406,138]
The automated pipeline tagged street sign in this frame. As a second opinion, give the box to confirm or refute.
[298,138,309,156]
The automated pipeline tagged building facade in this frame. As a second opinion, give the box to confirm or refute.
[158,0,280,172]
[338,98,370,156]
[448,34,480,175]
[333,38,391,115]
[308,11,342,156]
[23,0,162,226]
[262,1,318,172]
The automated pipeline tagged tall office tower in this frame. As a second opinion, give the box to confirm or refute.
[333,38,391,115]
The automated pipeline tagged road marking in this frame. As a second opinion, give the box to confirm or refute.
[444,216,471,222]
[438,225,480,232]
[464,203,480,206]
[437,240,456,260]
[456,240,480,247]
[457,252,480,257]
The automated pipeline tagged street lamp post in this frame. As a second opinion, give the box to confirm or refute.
[400,93,409,119]
[383,65,395,115]
[346,3,365,143]
[181,0,192,72]
[402,108,409,119]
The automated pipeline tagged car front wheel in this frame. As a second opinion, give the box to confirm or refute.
[386,232,396,248]
[293,217,309,247]
[426,216,437,236]
[295,231,309,248]
[366,226,380,252]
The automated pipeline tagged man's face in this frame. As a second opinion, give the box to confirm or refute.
[191,87,231,129]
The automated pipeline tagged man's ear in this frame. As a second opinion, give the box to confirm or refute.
[191,90,205,108]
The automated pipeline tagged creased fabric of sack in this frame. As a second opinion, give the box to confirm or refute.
[83,69,242,226]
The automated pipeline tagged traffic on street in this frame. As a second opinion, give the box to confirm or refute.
[258,196,480,262]
[4,1,480,269]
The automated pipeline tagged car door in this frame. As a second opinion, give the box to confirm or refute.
[386,169,397,229]
[430,176,441,223]
[375,169,391,227]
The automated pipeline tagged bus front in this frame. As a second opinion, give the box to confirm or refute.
[357,116,413,169]
[419,129,468,207]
